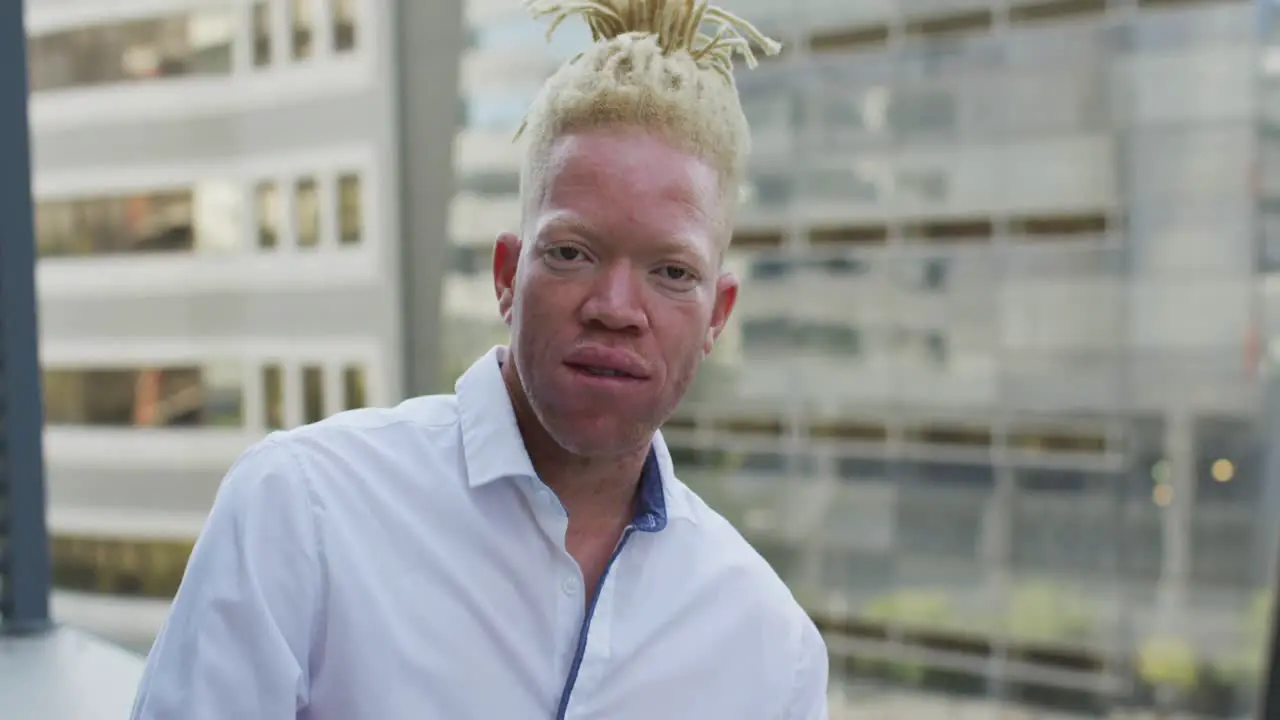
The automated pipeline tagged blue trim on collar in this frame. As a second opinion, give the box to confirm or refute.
[634,447,667,533]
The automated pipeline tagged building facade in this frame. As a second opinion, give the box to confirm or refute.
[27,0,461,535]
[654,0,1274,712]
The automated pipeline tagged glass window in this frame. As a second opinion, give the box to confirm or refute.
[737,66,799,136]
[463,90,539,132]
[457,171,520,198]
[342,365,367,410]
[302,365,324,424]
[334,0,357,52]
[34,186,241,258]
[1002,71,1106,137]
[256,181,280,249]
[1125,123,1253,200]
[262,364,284,429]
[253,1,271,67]
[808,53,893,150]
[50,535,195,600]
[291,0,315,60]
[451,244,489,275]
[42,364,243,427]
[192,180,243,253]
[469,14,589,59]
[799,161,890,204]
[28,10,233,92]
[1120,2,1251,54]
[337,172,363,245]
[887,85,958,143]
[296,177,320,248]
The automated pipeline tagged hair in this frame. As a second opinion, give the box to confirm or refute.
[514,0,781,238]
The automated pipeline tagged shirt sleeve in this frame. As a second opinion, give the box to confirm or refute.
[785,613,830,720]
[131,437,325,720]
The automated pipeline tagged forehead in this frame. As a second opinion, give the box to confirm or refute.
[534,129,724,258]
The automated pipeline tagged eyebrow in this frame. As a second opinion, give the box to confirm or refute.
[536,211,714,266]
[535,212,598,243]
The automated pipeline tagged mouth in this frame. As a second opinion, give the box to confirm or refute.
[565,363,645,381]
[561,345,652,383]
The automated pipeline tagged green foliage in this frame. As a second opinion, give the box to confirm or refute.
[1003,582,1096,644]
[1211,589,1273,685]
[853,589,956,685]
[1137,635,1198,690]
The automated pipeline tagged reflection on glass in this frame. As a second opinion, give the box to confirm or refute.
[302,365,325,424]
[343,365,366,410]
[28,10,233,92]
[741,318,862,357]
[192,181,244,253]
[296,177,320,248]
[43,364,243,427]
[253,1,271,66]
[468,13,589,59]
[457,171,520,199]
[34,187,245,257]
[257,182,280,249]
[338,173,362,245]
[291,0,315,60]
[334,0,357,52]
[51,535,195,599]
[262,364,284,430]
[463,90,540,132]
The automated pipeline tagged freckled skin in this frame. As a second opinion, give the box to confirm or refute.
[493,128,739,459]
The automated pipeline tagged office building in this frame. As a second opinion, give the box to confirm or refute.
[26,0,461,601]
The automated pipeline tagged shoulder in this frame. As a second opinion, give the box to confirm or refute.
[219,394,465,511]
[662,477,828,703]
[665,475,817,633]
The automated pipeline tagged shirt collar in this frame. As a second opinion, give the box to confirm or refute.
[455,346,691,529]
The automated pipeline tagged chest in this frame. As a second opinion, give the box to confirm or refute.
[305,516,791,720]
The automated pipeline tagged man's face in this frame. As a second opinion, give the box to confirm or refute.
[493,128,738,458]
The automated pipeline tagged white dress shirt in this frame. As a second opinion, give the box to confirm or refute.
[130,346,829,719]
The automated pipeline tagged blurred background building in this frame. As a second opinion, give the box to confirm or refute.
[20,0,1280,716]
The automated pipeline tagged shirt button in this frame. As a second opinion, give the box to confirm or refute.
[561,576,579,596]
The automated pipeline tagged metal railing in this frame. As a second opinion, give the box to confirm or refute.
[0,0,51,636]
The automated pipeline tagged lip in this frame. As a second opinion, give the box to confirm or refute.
[562,345,651,381]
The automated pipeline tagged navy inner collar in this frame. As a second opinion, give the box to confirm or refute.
[633,447,668,533]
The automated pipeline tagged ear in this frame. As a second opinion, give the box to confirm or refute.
[493,232,522,326]
[704,272,739,356]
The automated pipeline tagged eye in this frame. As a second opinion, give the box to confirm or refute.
[546,246,587,263]
[655,265,697,285]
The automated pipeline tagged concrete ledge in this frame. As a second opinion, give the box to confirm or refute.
[0,625,145,720]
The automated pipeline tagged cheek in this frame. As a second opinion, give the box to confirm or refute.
[514,279,572,346]
[656,306,713,367]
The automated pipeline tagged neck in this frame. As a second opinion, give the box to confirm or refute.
[501,358,648,526]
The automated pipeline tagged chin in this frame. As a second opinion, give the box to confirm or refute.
[545,417,652,459]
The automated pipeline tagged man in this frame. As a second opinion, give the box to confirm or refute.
[131,0,829,717]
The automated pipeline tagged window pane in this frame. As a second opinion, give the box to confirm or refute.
[343,365,366,410]
[253,1,271,67]
[28,10,233,93]
[291,0,315,60]
[296,177,320,248]
[33,188,241,258]
[302,365,325,424]
[457,171,519,199]
[262,364,284,429]
[338,173,362,245]
[334,0,357,52]
[42,364,243,427]
[257,182,279,249]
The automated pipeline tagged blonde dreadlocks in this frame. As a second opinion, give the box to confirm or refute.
[515,0,781,241]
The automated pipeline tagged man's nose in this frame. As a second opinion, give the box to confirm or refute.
[580,263,648,332]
